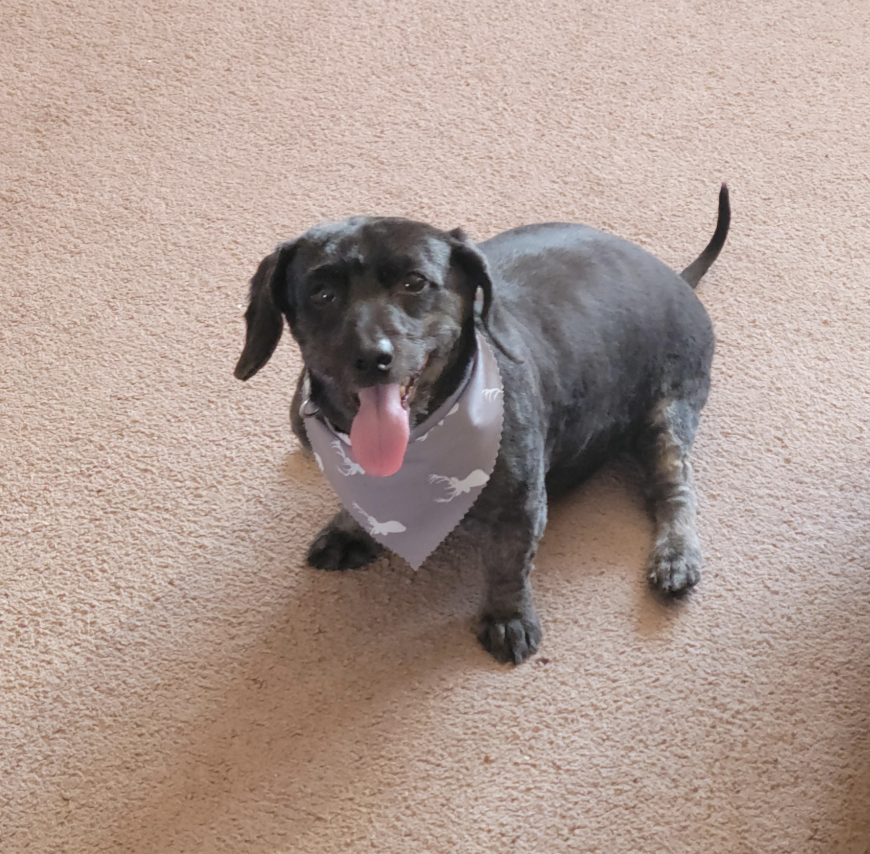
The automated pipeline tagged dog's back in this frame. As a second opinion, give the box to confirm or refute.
[479,220,716,490]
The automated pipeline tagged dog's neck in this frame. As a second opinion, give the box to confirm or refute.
[308,320,478,435]
[422,319,477,426]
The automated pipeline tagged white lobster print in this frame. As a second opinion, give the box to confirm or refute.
[353,503,407,536]
[428,469,490,502]
[332,439,365,476]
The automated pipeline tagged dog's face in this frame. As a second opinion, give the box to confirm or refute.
[235,217,494,476]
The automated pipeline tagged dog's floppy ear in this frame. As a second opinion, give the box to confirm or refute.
[234,242,296,381]
[447,228,516,361]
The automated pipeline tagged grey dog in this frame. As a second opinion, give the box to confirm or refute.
[235,185,729,664]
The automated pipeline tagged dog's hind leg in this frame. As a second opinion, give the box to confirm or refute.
[639,398,704,595]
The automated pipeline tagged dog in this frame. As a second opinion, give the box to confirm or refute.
[234,185,729,664]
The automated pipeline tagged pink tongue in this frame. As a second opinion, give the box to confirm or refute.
[350,384,410,477]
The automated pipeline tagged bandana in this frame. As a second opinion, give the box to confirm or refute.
[302,333,504,569]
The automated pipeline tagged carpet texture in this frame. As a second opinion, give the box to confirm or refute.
[3,1,870,851]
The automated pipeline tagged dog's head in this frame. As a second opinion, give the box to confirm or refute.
[235,217,496,476]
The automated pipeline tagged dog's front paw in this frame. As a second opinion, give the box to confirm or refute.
[647,536,702,596]
[477,612,542,665]
[307,524,383,571]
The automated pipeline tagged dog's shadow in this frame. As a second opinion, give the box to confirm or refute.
[86,449,503,852]
[284,448,686,642]
[284,449,688,652]
[88,451,692,852]
[540,457,689,642]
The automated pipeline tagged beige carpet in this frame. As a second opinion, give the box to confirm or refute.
[3,0,870,851]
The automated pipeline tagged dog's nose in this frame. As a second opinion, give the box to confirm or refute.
[355,339,393,374]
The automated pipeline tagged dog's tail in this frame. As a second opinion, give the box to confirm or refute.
[680,183,730,288]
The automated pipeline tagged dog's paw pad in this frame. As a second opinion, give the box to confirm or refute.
[477,613,542,665]
[647,541,702,596]
[307,527,382,571]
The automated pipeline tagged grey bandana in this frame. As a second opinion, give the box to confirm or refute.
[302,333,504,569]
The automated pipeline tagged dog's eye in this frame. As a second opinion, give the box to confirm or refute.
[309,287,337,308]
[401,273,428,294]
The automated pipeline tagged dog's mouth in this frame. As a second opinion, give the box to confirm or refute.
[399,367,423,410]
[349,356,430,478]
